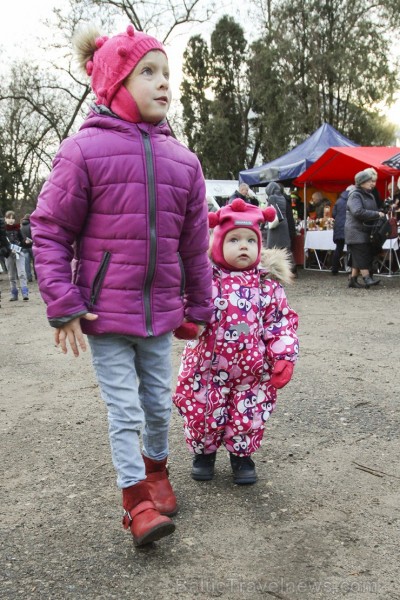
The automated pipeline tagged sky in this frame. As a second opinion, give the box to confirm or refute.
[0,0,226,99]
[1,0,400,129]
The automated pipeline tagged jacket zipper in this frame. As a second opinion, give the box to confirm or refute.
[89,251,111,309]
[178,252,185,297]
[142,130,157,336]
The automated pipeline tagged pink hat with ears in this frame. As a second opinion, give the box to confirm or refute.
[208,198,276,270]
[86,25,166,122]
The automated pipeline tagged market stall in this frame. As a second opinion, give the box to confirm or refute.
[294,146,400,276]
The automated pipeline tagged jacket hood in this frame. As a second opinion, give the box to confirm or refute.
[266,182,282,197]
[340,190,350,201]
[80,105,172,137]
[260,247,294,285]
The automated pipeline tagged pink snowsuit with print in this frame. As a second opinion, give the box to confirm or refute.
[173,263,299,456]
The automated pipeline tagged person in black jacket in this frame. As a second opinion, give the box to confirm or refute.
[4,210,30,301]
[20,214,35,282]
[229,183,259,206]
[308,191,331,219]
[0,212,11,307]
[0,213,10,260]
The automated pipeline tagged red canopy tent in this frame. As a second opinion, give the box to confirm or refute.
[291,146,400,274]
[294,146,400,196]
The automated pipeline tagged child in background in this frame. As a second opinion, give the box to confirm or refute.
[31,24,212,546]
[173,199,299,484]
[0,212,11,307]
[4,210,29,301]
[20,214,35,282]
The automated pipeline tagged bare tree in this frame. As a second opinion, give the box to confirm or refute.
[86,0,214,43]
[0,0,216,212]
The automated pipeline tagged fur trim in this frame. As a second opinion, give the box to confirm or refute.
[72,25,101,74]
[260,247,294,285]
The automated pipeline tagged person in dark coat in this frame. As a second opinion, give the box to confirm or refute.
[0,212,11,306]
[0,212,11,263]
[229,183,259,206]
[345,170,385,289]
[263,182,292,259]
[366,168,384,209]
[331,187,351,275]
[308,191,331,219]
[5,210,29,300]
[20,214,36,282]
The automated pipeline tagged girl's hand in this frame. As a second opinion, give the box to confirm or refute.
[55,313,98,357]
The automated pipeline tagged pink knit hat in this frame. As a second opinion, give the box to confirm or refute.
[86,25,166,122]
[209,199,276,270]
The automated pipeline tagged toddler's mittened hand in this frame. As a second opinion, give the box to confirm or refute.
[270,360,294,389]
[174,321,200,340]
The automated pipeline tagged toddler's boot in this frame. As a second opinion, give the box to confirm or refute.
[9,287,18,301]
[142,454,178,516]
[21,286,29,301]
[122,481,175,546]
[191,451,217,481]
[230,454,257,485]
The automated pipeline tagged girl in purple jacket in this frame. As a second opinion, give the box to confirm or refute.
[31,25,212,546]
[173,200,299,485]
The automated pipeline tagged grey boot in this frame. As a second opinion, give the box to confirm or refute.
[363,276,380,289]
[348,277,363,289]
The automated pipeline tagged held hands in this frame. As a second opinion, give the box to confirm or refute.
[270,360,294,389]
[174,320,204,340]
[55,313,98,357]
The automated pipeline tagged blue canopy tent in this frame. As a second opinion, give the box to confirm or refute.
[239,123,358,186]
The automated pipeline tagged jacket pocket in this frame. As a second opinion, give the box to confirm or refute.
[178,252,185,297]
[89,251,111,309]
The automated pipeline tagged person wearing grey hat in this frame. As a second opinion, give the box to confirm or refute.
[354,169,374,186]
[344,170,386,288]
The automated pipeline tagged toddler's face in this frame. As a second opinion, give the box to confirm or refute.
[125,51,171,123]
[222,228,258,269]
[5,216,15,225]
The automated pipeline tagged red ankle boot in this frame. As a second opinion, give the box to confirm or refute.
[142,455,178,517]
[122,481,175,546]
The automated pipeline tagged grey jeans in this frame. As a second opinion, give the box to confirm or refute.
[6,253,27,291]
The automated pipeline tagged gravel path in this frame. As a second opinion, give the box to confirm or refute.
[1,269,399,600]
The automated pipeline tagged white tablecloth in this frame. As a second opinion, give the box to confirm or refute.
[304,230,399,251]
[383,237,400,250]
[304,230,337,251]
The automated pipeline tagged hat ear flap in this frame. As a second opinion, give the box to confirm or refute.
[263,206,277,223]
[208,212,220,229]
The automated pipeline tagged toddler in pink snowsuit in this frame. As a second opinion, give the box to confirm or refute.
[173,199,299,484]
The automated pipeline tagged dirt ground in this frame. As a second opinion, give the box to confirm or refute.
[1,268,399,600]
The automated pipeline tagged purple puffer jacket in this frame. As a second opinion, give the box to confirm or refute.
[31,108,213,337]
